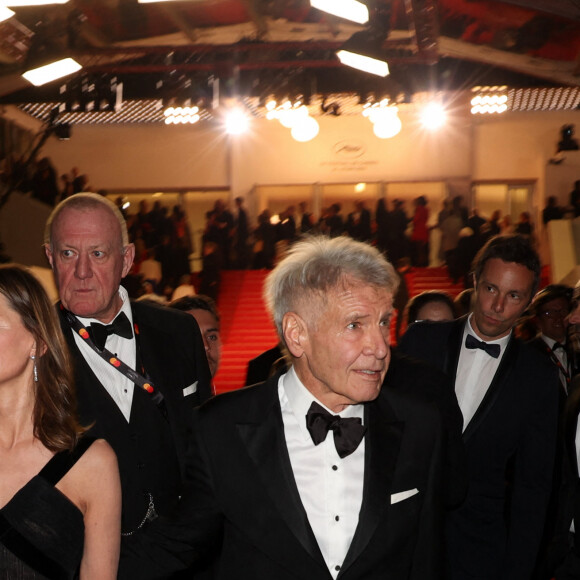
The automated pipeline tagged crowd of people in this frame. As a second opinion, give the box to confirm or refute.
[0,154,93,207]
[6,190,580,580]
[120,192,547,307]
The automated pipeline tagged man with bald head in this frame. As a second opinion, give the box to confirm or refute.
[44,193,212,572]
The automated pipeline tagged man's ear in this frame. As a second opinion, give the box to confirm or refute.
[282,312,308,358]
[122,243,135,278]
[44,244,54,269]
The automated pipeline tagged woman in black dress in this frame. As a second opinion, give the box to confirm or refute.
[0,265,121,579]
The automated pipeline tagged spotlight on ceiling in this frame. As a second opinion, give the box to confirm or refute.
[225,108,250,135]
[336,31,389,77]
[6,0,69,5]
[420,102,447,130]
[164,106,201,125]
[363,101,401,139]
[22,58,82,87]
[310,0,369,25]
[0,7,15,22]
[291,116,320,143]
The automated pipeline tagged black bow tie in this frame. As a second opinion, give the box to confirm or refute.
[552,342,564,351]
[465,334,501,358]
[89,312,133,350]
[306,401,367,459]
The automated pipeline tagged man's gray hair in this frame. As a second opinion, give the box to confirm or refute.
[264,235,399,339]
[44,193,129,249]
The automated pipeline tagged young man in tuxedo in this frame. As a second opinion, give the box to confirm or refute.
[43,193,212,574]
[122,235,449,579]
[399,234,560,580]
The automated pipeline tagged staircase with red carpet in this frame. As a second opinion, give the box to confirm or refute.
[214,270,278,394]
[213,266,465,395]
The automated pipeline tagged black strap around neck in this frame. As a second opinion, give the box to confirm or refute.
[60,304,167,417]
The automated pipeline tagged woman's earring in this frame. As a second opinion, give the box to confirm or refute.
[30,355,38,382]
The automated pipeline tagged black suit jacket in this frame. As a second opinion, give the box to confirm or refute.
[244,344,285,386]
[544,377,580,579]
[59,301,212,536]
[399,318,560,580]
[122,354,447,580]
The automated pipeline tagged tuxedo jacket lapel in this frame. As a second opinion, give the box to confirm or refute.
[340,396,404,573]
[564,387,580,478]
[462,334,518,443]
[235,383,325,567]
[58,308,130,426]
[444,318,465,380]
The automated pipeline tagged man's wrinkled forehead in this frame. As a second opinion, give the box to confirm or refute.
[52,205,123,246]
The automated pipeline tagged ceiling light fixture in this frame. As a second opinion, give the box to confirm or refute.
[5,0,69,5]
[22,58,82,87]
[470,86,509,115]
[225,108,250,135]
[363,100,401,139]
[164,106,201,125]
[0,6,15,22]
[420,102,447,130]
[336,31,389,77]
[310,0,369,25]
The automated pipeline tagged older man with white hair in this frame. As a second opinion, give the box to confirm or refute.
[122,235,450,580]
[44,193,212,577]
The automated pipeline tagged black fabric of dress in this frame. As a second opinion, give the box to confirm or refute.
[0,437,95,580]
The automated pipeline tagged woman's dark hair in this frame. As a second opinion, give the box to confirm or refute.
[405,290,455,325]
[0,265,86,452]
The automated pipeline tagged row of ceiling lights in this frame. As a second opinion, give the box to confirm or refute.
[3,0,390,87]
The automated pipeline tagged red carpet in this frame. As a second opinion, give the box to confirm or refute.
[214,270,278,394]
[213,267,465,395]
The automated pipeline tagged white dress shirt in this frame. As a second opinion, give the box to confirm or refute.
[455,315,510,430]
[279,367,365,579]
[541,335,569,393]
[73,286,136,422]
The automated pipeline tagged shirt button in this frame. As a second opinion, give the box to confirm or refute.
[332,465,338,471]
[335,565,341,571]
[335,515,340,521]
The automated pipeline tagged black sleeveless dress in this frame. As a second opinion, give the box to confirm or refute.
[0,437,95,580]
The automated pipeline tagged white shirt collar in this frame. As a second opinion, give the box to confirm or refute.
[281,366,364,442]
[465,313,511,348]
[541,334,564,349]
[75,285,133,327]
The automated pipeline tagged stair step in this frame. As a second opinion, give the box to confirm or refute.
[213,266,465,395]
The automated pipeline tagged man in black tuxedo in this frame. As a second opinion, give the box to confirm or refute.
[346,200,372,242]
[43,194,212,559]
[542,284,580,579]
[399,234,560,580]
[527,284,573,401]
[233,196,250,269]
[122,235,448,579]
